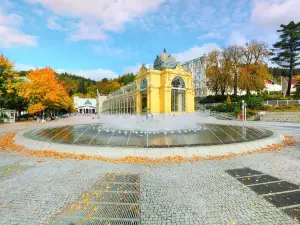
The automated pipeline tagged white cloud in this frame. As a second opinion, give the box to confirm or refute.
[15,64,37,71]
[198,32,224,40]
[15,64,119,81]
[92,44,137,59]
[56,68,119,81]
[32,8,45,16]
[228,31,247,46]
[93,45,124,56]
[70,21,108,41]
[0,8,37,48]
[173,43,221,63]
[123,64,141,74]
[122,64,152,74]
[251,0,300,30]
[47,16,63,30]
[26,0,165,41]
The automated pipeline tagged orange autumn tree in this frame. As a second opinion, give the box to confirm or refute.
[15,67,74,115]
[239,63,270,93]
[239,40,270,94]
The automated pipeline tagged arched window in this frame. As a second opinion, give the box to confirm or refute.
[171,76,186,112]
[172,76,185,88]
[140,78,148,90]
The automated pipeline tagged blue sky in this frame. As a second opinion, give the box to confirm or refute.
[0,0,299,80]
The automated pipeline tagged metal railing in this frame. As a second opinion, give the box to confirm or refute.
[264,100,300,106]
[199,100,300,107]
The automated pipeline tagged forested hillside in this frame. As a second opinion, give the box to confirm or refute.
[18,70,136,98]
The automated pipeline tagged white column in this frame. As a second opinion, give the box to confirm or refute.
[178,92,182,112]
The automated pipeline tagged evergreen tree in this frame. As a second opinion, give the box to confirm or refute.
[78,81,86,94]
[271,21,300,96]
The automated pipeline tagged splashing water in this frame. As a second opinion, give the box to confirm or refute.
[99,113,201,132]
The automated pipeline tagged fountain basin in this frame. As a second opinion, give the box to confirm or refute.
[23,123,273,148]
[15,123,283,159]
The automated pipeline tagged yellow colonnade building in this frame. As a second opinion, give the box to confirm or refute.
[102,50,194,114]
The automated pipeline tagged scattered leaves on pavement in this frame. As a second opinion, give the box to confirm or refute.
[0,133,297,165]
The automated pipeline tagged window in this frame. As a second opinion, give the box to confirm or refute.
[171,77,186,112]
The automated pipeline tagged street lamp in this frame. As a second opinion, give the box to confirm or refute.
[241,100,247,122]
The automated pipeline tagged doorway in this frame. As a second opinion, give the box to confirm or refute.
[141,91,147,113]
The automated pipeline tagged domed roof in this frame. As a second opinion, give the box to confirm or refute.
[153,48,178,70]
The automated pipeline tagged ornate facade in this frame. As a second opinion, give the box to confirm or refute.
[102,50,194,114]
[182,56,207,98]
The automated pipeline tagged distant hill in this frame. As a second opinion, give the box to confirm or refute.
[17,70,136,98]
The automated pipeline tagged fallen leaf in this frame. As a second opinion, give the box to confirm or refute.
[57,210,62,214]
[2,204,6,207]
[37,159,45,163]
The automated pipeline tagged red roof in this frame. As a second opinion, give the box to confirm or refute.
[291,78,298,85]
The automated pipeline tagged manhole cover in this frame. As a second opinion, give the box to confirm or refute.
[50,174,140,225]
[225,167,263,178]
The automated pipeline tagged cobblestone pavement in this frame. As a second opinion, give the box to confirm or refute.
[0,117,300,224]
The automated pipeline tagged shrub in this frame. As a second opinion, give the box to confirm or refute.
[295,83,300,97]
[245,96,264,110]
[226,96,231,104]
[211,103,240,113]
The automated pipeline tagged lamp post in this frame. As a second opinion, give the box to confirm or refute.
[241,100,247,122]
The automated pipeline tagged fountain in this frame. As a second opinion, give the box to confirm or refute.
[17,50,283,157]
[24,113,274,148]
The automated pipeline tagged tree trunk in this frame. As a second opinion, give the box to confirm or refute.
[233,72,238,96]
[286,74,292,96]
[221,89,225,97]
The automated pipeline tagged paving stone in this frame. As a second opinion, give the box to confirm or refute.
[0,117,300,224]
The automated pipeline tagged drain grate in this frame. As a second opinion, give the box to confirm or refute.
[50,174,140,225]
[264,191,300,208]
[283,206,300,222]
[226,168,300,223]
[226,167,263,178]
[0,163,33,180]
[51,218,140,225]
[237,174,280,185]
[250,181,300,195]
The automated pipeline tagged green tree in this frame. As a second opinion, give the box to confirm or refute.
[0,54,16,109]
[78,81,87,94]
[119,73,136,85]
[271,21,300,96]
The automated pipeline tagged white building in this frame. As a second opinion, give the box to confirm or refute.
[264,80,282,93]
[96,90,107,113]
[73,96,97,114]
[182,56,207,98]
